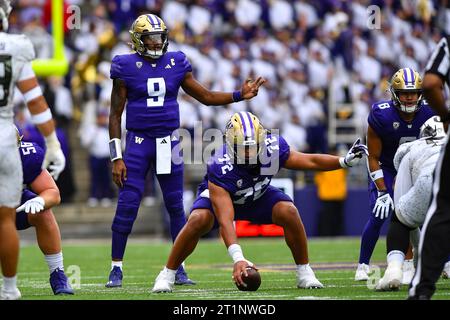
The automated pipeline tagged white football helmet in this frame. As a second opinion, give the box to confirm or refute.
[419,116,446,140]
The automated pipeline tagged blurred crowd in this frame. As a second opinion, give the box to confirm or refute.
[9,0,450,204]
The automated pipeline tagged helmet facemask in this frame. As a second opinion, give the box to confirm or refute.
[389,68,423,114]
[129,14,169,60]
[225,115,266,169]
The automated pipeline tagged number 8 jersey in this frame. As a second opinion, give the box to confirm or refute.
[110,51,192,136]
[0,33,35,121]
[197,134,291,205]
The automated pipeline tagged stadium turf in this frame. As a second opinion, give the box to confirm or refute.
[14,237,449,300]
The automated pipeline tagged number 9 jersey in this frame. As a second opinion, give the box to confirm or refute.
[110,51,192,136]
[197,133,291,205]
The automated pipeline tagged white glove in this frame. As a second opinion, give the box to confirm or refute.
[340,138,369,168]
[16,196,45,214]
[43,131,66,181]
[373,191,394,219]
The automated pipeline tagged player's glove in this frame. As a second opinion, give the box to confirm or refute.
[16,196,45,214]
[373,190,394,219]
[339,138,369,168]
[43,131,66,181]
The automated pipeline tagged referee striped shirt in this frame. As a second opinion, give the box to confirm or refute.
[425,36,450,82]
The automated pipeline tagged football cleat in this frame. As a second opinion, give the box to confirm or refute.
[152,268,175,293]
[297,265,324,289]
[375,262,402,291]
[105,266,123,288]
[354,263,370,281]
[0,286,21,300]
[50,268,74,295]
[175,265,196,285]
[401,259,415,285]
[442,261,450,279]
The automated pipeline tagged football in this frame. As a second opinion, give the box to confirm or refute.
[236,267,261,291]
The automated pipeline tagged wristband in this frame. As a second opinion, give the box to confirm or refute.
[228,244,245,264]
[109,138,122,161]
[339,156,349,168]
[232,90,243,102]
[23,86,43,103]
[370,169,384,182]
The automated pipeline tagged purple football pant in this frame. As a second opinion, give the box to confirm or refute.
[359,169,395,264]
[111,131,186,260]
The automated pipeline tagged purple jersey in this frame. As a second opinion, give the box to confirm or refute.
[198,134,291,205]
[368,100,435,172]
[110,51,192,136]
[19,141,44,185]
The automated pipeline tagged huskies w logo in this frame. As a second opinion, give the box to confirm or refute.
[135,136,144,144]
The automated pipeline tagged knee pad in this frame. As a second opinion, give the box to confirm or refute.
[112,191,141,234]
[16,211,32,230]
[163,191,184,217]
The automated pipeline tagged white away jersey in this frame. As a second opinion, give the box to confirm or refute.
[0,32,35,120]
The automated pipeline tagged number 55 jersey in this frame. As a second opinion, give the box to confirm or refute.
[192,134,293,224]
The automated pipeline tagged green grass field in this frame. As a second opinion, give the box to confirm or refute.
[14,237,450,300]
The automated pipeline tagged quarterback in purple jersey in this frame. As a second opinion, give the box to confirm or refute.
[15,132,73,295]
[106,14,266,288]
[355,68,435,282]
[152,112,368,293]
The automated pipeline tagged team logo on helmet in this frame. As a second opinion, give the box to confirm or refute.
[420,116,446,140]
[129,14,169,59]
[389,68,423,114]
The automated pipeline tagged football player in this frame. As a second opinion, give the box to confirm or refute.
[15,130,74,295]
[376,116,450,290]
[152,112,368,293]
[106,14,265,288]
[0,0,65,300]
[355,68,435,283]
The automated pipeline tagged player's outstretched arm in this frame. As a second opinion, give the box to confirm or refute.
[17,76,65,180]
[109,78,128,188]
[284,138,368,171]
[16,170,60,214]
[181,72,266,106]
[423,73,450,122]
[208,181,255,286]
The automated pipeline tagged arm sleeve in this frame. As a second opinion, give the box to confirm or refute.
[367,106,384,137]
[18,35,36,62]
[179,51,193,73]
[22,144,45,185]
[425,36,450,83]
[18,62,35,81]
[110,55,123,80]
[207,162,236,194]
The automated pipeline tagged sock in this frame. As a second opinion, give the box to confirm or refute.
[359,216,385,264]
[387,250,405,266]
[111,261,123,271]
[296,263,311,274]
[164,266,177,281]
[2,275,17,291]
[112,231,129,260]
[45,252,64,273]
[169,211,186,242]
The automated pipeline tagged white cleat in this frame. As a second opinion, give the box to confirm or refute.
[0,287,21,300]
[375,262,402,291]
[402,259,415,285]
[152,268,175,293]
[354,263,370,281]
[297,265,323,289]
[442,261,450,279]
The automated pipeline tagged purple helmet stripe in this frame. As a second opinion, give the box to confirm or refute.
[238,112,248,137]
[403,68,410,84]
[147,14,156,25]
[245,112,255,138]
[409,68,415,84]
